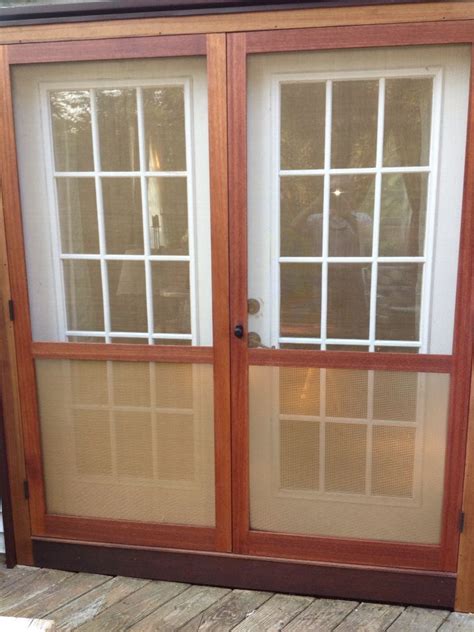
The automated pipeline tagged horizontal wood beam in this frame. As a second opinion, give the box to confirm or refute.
[0,2,472,45]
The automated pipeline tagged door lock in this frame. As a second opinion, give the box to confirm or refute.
[234,324,244,339]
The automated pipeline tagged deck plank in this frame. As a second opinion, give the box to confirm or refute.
[2,573,111,619]
[0,569,73,613]
[231,593,314,631]
[282,598,359,631]
[333,602,405,631]
[49,576,149,631]
[0,565,40,589]
[180,589,272,631]
[440,612,474,631]
[387,606,450,630]
[76,580,189,631]
[128,585,231,631]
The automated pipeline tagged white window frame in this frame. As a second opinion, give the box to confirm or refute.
[270,66,443,353]
[39,77,200,345]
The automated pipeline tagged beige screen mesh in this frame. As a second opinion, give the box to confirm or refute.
[36,359,215,526]
[250,365,449,543]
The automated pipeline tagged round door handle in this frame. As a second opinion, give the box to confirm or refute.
[234,324,244,339]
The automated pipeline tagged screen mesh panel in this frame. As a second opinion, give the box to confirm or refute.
[250,365,449,543]
[36,359,215,526]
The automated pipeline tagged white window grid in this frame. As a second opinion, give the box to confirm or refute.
[64,361,206,490]
[40,78,198,345]
[272,367,425,507]
[270,67,443,353]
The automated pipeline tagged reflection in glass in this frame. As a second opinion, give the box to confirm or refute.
[280,367,320,416]
[144,86,186,171]
[280,82,325,170]
[280,263,321,339]
[148,177,188,254]
[151,261,191,334]
[280,176,323,257]
[328,175,374,256]
[373,371,418,422]
[326,369,368,419]
[327,264,371,339]
[96,89,139,172]
[325,423,367,493]
[376,263,422,341]
[108,260,147,332]
[384,78,433,167]
[372,426,416,497]
[379,173,428,256]
[102,178,143,254]
[332,80,378,169]
[57,178,99,253]
[63,260,104,332]
[50,90,93,172]
[280,420,319,490]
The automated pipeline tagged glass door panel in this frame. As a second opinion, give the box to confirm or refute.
[247,45,470,550]
[12,47,227,550]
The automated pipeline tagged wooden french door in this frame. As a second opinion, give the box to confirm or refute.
[4,34,231,552]
[228,30,473,572]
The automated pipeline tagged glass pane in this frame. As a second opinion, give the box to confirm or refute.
[379,173,428,257]
[372,426,416,497]
[280,420,319,490]
[373,371,418,422]
[144,86,186,172]
[376,263,422,341]
[63,260,103,332]
[96,89,139,172]
[151,262,191,334]
[280,367,320,416]
[280,82,325,170]
[148,177,188,255]
[280,176,323,257]
[56,178,99,254]
[102,178,143,254]
[280,263,321,339]
[155,363,193,408]
[153,339,191,346]
[250,366,449,543]
[331,80,378,169]
[326,369,368,419]
[329,175,375,257]
[36,360,215,526]
[108,261,147,333]
[327,264,371,340]
[325,423,367,493]
[50,90,94,172]
[384,78,433,167]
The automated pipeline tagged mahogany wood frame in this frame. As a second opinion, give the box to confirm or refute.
[0,33,233,554]
[228,22,474,573]
[0,2,474,612]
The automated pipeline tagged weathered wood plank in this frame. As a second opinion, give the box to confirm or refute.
[0,565,39,589]
[387,606,450,631]
[282,598,359,631]
[232,593,313,631]
[49,576,149,631]
[0,617,55,630]
[333,602,405,631]
[180,589,272,631]
[76,580,189,631]
[128,585,230,631]
[439,612,474,631]
[0,569,73,612]
[2,573,111,619]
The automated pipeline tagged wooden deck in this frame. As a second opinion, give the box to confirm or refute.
[1,558,474,631]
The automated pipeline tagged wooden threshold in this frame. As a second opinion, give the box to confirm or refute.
[32,538,457,609]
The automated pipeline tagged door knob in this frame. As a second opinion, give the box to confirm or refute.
[234,324,244,339]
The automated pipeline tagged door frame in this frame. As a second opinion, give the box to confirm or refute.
[0,33,232,553]
[228,21,474,572]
